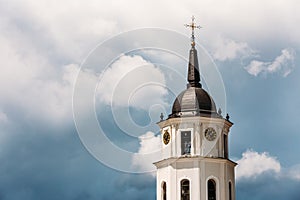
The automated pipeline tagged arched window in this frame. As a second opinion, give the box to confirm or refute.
[229,182,232,200]
[207,179,216,200]
[181,179,190,200]
[162,181,167,200]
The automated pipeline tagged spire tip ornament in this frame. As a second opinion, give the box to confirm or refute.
[184,16,202,47]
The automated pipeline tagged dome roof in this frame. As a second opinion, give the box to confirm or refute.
[169,86,218,118]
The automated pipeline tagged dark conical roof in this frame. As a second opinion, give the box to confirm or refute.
[187,46,201,88]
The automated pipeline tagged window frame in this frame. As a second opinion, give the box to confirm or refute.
[206,177,219,200]
[179,128,193,156]
[180,179,190,200]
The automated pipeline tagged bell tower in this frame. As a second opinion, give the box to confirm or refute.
[154,17,236,200]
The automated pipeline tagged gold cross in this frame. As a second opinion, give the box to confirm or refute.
[184,16,202,46]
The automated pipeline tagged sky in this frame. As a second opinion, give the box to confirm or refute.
[0,0,300,199]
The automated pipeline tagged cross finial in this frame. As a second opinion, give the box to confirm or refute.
[184,16,202,47]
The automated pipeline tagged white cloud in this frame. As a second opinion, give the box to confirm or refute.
[23,63,81,123]
[96,55,168,110]
[0,5,102,125]
[236,149,281,180]
[132,131,162,173]
[211,36,256,61]
[245,48,296,77]
[0,27,82,124]
[236,149,300,182]
[2,0,299,64]
[0,0,118,61]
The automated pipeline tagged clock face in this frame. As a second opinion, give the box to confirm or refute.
[163,130,170,145]
[204,127,217,141]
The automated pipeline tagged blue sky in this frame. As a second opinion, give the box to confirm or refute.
[0,0,300,199]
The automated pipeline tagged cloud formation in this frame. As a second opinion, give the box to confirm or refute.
[97,55,168,110]
[235,150,300,200]
[245,48,295,77]
[132,131,161,173]
[0,19,81,124]
[236,149,281,180]
[236,149,300,183]
[211,36,255,61]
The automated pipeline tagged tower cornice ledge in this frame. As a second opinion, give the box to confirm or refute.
[153,156,237,169]
[157,115,233,128]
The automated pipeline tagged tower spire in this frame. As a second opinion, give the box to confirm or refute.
[184,16,202,88]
